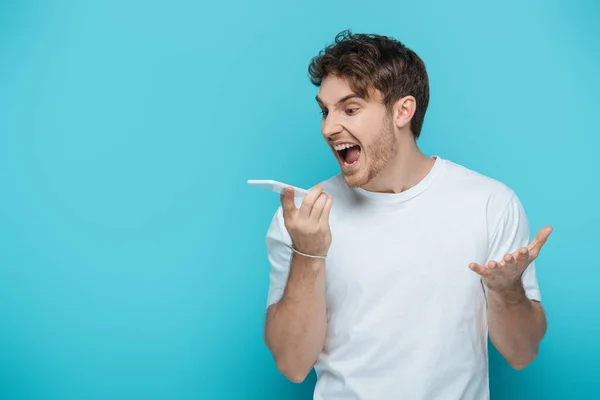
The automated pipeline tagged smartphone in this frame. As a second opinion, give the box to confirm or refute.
[247,179,309,197]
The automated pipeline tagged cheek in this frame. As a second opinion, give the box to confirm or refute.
[355,126,378,148]
[350,122,372,147]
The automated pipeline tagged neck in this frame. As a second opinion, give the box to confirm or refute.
[362,136,435,194]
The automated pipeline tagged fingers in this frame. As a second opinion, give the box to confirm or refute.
[299,184,325,220]
[503,253,518,272]
[280,183,334,226]
[515,247,529,265]
[310,192,329,221]
[488,260,503,277]
[319,195,334,225]
[280,187,297,216]
[469,262,493,278]
[470,259,510,279]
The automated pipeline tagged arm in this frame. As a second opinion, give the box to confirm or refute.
[469,192,552,369]
[486,280,547,369]
[263,184,333,383]
[264,254,327,383]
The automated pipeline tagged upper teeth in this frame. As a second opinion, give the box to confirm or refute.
[333,143,357,151]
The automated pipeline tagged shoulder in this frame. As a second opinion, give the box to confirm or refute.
[440,157,517,210]
[439,158,531,241]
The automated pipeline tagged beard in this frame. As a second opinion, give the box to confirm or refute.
[343,116,397,188]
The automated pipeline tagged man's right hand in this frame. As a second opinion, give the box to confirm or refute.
[280,184,333,257]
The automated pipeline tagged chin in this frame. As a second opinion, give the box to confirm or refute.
[341,169,368,188]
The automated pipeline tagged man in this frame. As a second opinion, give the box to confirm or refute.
[263,30,552,399]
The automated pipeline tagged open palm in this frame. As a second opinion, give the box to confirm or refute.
[469,226,553,292]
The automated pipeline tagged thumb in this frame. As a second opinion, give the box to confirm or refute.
[528,226,553,259]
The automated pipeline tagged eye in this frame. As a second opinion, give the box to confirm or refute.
[320,109,329,118]
[345,107,359,115]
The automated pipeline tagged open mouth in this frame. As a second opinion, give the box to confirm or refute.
[333,143,361,168]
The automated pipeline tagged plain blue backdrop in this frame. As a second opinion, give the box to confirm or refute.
[0,0,598,398]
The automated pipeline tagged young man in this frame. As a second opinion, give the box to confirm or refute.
[263,30,552,399]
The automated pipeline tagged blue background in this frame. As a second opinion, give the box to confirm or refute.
[1,0,598,398]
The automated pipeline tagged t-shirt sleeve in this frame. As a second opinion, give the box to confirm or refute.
[486,191,541,302]
[265,206,294,309]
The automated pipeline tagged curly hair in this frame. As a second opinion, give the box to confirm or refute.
[308,30,430,139]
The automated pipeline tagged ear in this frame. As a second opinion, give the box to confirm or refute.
[393,96,416,130]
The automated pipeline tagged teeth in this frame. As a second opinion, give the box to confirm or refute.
[333,143,358,151]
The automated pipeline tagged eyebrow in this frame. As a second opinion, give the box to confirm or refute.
[315,93,362,108]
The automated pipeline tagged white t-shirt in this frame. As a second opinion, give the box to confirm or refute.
[265,156,541,400]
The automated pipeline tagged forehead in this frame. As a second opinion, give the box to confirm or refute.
[317,75,354,104]
[317,75,382,105]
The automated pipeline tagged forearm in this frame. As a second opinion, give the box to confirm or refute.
[487,284,547,369]
[265,253,327,382]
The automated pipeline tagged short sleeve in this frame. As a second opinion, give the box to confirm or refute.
[486,192,541,302]
[265,206,294,309]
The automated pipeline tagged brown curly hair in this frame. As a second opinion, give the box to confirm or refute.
[308,30,430,139]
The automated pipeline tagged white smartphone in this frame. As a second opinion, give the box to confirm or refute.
[247,179,309,197]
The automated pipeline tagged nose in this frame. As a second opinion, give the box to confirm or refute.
[321,114,343,141]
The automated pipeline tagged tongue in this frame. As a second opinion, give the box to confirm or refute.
[345,146,360,164]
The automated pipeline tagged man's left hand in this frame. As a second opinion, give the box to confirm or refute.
[469,226,553,293]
